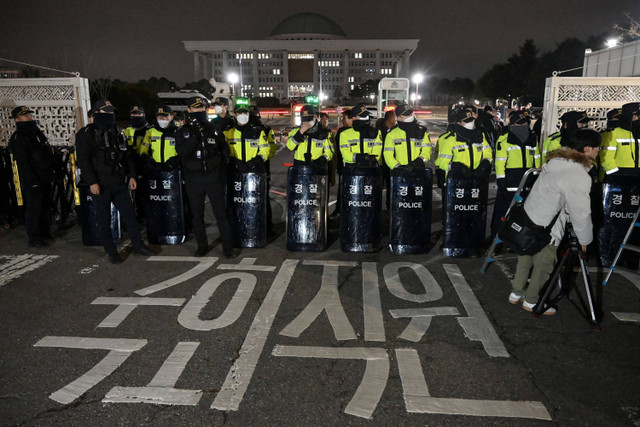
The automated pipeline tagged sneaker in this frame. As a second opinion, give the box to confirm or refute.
[107,253,122,264]
[522,300,556,315]
[508,292,524,304]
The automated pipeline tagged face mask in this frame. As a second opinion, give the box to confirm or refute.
[94,113,116,128]
[214,105,224,115]
[462,121,475,130]
[510,124,530,143]
[236,113,249,125]
[131,116,147,128]
[158,119,171,129]
[16,120,39,133]
[189,111,207,124]
[401,115,415,123]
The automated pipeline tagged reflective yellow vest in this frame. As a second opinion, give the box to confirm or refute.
[435,131,492,173]
[494,132,541,180]
[541,132,561,163]
[143,127,178,163]
[383,125,432,169]
[123,126,150,154]
[224,125,270,162]
[339,126,383,164]
[599,126,640,174]
[286,128,333,162]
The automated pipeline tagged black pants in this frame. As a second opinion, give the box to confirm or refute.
[96,185,145,255]
[491,187,514,238]
[23,183,51,243]
[184,170,233,251]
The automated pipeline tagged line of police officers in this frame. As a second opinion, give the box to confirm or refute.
[8,99,640,262]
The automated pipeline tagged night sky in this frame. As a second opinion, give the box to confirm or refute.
[1,0,638,85]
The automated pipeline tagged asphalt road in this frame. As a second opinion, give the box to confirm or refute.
[1,118,640,426]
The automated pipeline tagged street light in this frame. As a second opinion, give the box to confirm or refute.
[228,73,239,98]
[606,38,619,48]
[412,73,423,107]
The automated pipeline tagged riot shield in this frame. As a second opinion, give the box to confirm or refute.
[340,166,383,252]
[79,186,120,246]
[389,168,433,254]
[599,176,640,268]
[145,167,186,245]
[443,172,489,257]
[229,171,268,248]
[286,165,328,251]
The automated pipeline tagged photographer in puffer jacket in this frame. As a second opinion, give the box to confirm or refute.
[508,129,601,315]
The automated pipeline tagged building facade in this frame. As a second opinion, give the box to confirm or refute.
[183,13,418,101]
[583,39,640,77]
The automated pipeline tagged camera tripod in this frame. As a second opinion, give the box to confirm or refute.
[533,224,601,329]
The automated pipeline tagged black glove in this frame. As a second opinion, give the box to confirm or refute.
[249,157,265,173]
[166,156,181,171]
[449,162,473,178]
[474,159,492,177]
[366,155,379,168]
[410,157,425,170]
[354,153,368,166]
[235,159,250,173]
[314,156,328,167]
[435,168,446,189]
[496,178,505,189]
[304,152,312,163]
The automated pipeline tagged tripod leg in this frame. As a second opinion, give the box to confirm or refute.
[579,256,600,327]
[534,253,567,315]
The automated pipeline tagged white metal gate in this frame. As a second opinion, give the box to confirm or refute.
[0,77,91,146]
[540,76,640,143]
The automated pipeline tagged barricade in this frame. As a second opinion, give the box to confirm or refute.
[389,168,432,254]
[229,171,268,248]
[145,167,186,245]
[599,175,640,268]
[286,165,328,251]
[443,172,489,257]
[340,165,383,252]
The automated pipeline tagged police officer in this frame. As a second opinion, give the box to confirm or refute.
[600,102,640,178]
[491,110,541,237]
[249,105,277,232]
[340,103,382,167]
[383,103,431,173]
[75,100,154,264]
[435,108,493,177]
[225,104,270,173]
[141,106,179,168]
[541,110,590,163]
[175,97,235,258]
[123,105,152,155]
[212,97,235,132]
[8,106,55,247]
[286,105,333,168]
[173,111,186,128]
[329,108,353,218]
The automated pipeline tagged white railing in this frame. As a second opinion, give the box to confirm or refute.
[0,77,91,146]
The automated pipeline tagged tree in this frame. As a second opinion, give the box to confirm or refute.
[182,79,215,98]
[138,77,178,94]
[349,79,380,99]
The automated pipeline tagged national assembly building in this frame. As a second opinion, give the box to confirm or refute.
[183,13,419,102]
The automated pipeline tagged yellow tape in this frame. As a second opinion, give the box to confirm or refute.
[10,154,23,206]
[69,152,80,206]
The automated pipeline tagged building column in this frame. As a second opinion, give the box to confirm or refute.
[282,50,289,99]
[221,51,228,81]
[375,50,381,78]
[343,51,350,101]
[193,52,200,81]
[313,50,319,94]
[252,50,259,98]
[400,50,411,78]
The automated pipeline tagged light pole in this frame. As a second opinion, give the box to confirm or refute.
[412,73,423,107]
[228,73,239,99]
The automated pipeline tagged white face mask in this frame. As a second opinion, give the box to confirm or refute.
[401,115,415,123]
[158,119,171,129]
[236,113,249,125]
[214,105,224,115]
[462,121,475,130]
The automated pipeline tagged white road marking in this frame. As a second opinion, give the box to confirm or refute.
[135,256,218,296]
[279,260,358,340]
[212,259,298,411]
[178,273,256,331]
[0,254,58,287]
[362,262,385,342]
[383,262,443,303]
[395,348,551,420]
[33,336,147,404]
[443,264,509,358]
[217,257,277,272]
[272,345,389,419]
[389,307,460,342]
[91,297,186,328]
[612,312,640,323]
[104,342,202,406]
[79,264,100,275]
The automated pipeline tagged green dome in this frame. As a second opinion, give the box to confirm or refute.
[269,13,346,39]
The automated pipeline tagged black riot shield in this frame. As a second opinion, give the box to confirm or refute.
[286,165,328,251]
[599,176,640,268]
[340,166,383,252]
[145,167,186,245]
[229,171,268,248]
[389,168,433,254]
[79,186,120,246]
[443,172,489,257]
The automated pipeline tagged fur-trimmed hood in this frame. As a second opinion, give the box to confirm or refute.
[546,147,593,169]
